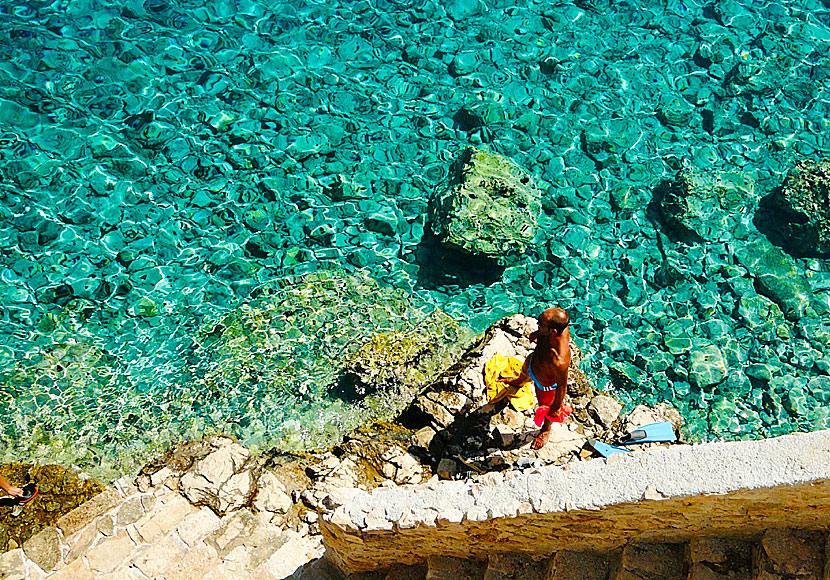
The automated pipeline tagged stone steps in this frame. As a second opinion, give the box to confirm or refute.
[2,436,827,580]
[3,491,826,580]
[342,529,829,580]
[550,550,618,580]
[0,483,323,580]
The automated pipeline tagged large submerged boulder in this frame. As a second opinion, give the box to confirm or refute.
[655,166,756,243]
[428,148,542,264]
[735,238,812,321]
[762,159,830,257]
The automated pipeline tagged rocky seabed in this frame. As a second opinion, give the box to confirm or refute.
[4,0,830,478]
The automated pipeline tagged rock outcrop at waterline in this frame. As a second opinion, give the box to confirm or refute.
[156,313,683,491]
[393,313,681,476]
[338,309,478,405]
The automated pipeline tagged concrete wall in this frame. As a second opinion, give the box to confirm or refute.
[320,430,830,573]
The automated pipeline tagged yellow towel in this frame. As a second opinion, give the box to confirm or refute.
[484,353,535,412]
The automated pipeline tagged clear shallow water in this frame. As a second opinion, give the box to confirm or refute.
[1,0,830,478]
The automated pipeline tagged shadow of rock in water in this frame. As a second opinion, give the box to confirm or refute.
[411,230,505,291]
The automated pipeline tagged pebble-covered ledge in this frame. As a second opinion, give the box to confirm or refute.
[321,430,830,574]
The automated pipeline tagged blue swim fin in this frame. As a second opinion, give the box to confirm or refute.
[588,439,631,458]
[618,421,676,444]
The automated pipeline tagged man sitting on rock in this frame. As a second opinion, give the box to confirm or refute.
[500,307,572,449]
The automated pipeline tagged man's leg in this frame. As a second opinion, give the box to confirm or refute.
[532,417,553,449]
[533,387,556,449]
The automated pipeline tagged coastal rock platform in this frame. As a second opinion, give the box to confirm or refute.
[6,431,830,580]
[0,313,686,578]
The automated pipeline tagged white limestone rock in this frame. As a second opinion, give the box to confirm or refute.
[624,403,683,434]
[254,471,293,514]
[218,470,253,513]
[306,455,340,480]
[391,452,424,485]
[534,423,587,463]
[258,532,325,580]
[321,486,361,511]
[0,548,26,580]
[588,395,623,428]
[179,440,252,514]
[22,527,64,573]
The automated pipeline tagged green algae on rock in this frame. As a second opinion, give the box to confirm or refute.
[656,165,757,243]
[763,159,830,257]
[735,239,812,321]
[193,270,429,396]
[428,148,542,265]
[341,309,478,411]
[191,269,475,451]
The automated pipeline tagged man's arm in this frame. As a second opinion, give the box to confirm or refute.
[0,475,23,498]
[497,373,526,388]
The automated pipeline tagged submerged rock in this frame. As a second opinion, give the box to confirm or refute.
[191,269,474,451]
[655,166,756,243]
[428,148,542,265]
[738,293,786,330]
[581,120,643,169]
[340,309,478,408]
[761,159,830,257]
[656,94,695,128]
[735,239,812,320]
[689,345,728,388]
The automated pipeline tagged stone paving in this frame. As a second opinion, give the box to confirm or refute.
[0,438,328,580]
[0,478,324,580]
[2,432,830,579]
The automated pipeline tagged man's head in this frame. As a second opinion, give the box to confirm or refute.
[538,307,569,336]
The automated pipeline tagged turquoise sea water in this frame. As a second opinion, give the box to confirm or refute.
[2,0,830,478]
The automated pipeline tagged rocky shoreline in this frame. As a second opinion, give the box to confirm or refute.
[132,314,684,538]
[0,313,683,578]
